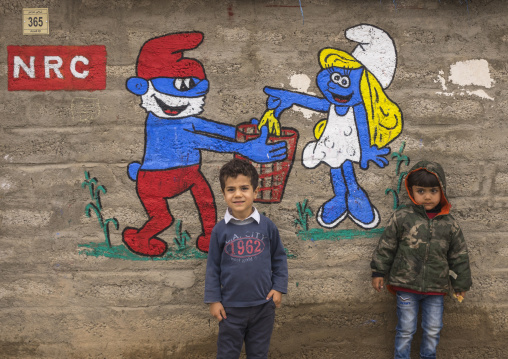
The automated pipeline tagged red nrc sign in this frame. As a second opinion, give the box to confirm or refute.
[8,45,106,91]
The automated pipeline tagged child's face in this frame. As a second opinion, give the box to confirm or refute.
[411,185,441,211]
[222,174,259,220]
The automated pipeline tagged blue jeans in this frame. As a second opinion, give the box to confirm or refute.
[217,301,276,359]
[395,292,444,359]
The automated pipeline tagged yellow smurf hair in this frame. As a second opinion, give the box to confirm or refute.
[318,48,402,148]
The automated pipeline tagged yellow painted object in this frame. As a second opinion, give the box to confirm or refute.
[453,293,464,303]
[313,119,327,140]
[319,48,402,148]
[258,109,281,136]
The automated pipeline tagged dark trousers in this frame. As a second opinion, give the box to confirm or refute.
[217,301,276,359]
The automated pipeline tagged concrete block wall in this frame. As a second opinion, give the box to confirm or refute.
[1,0,507,357]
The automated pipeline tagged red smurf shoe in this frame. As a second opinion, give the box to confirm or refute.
[122,227,168,257]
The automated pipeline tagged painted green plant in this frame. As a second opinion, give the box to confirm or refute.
[293,197,384,242]
[173,220,191,251]
[294,199,313,232]
[385,141,410,209]
[78,216,207,261]
[78,241,208,261]
[82,171,119,247]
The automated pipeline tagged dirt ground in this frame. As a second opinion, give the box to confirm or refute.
[172,301,508,359]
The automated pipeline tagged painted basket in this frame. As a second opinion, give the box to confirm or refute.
[235,123,299,203]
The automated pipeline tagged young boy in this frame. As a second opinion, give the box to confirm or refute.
[204,158,288,359]
[371,160,472,359]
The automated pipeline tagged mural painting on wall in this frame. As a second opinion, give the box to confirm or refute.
[122,32,290,257]
[78,25,404,260]
[264,24,403,231]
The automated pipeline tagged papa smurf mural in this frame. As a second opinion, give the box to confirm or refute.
[264,24,403,230]
[122,32,287,256]
[81,25,402,259]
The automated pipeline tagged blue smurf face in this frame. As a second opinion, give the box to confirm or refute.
[316,67,363,106]
[152,77,209,97]
[126,76,209,97]
[126,76,210,118]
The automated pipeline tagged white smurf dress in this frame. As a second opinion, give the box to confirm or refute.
[302,105,360,169]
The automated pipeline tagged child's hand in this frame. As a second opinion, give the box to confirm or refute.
[453,291,466,303]
[209,302,227,321]
[372,277,384,292]
[266,289,282,308]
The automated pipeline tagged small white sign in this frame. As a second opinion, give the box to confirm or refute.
[23,8,49,35]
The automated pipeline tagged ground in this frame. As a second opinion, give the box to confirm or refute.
[171,301,508,358]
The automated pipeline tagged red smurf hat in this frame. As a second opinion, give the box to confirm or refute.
[136,32,206,80]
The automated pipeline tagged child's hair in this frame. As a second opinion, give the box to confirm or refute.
[219,158,259,192]
[407,169,440,188]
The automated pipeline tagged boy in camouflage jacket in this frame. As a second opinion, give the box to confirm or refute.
[371,160,472,359]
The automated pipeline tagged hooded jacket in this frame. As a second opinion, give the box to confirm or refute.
[371,161,472,293]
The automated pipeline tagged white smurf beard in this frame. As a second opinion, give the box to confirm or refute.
[140,82,205,118]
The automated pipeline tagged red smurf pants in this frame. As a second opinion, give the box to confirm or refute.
[122,165,216,256]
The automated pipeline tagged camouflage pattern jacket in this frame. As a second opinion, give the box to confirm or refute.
[371,161,472,293]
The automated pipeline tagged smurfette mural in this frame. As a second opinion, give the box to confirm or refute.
[264,24,402,229]
[123,32,287,256]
